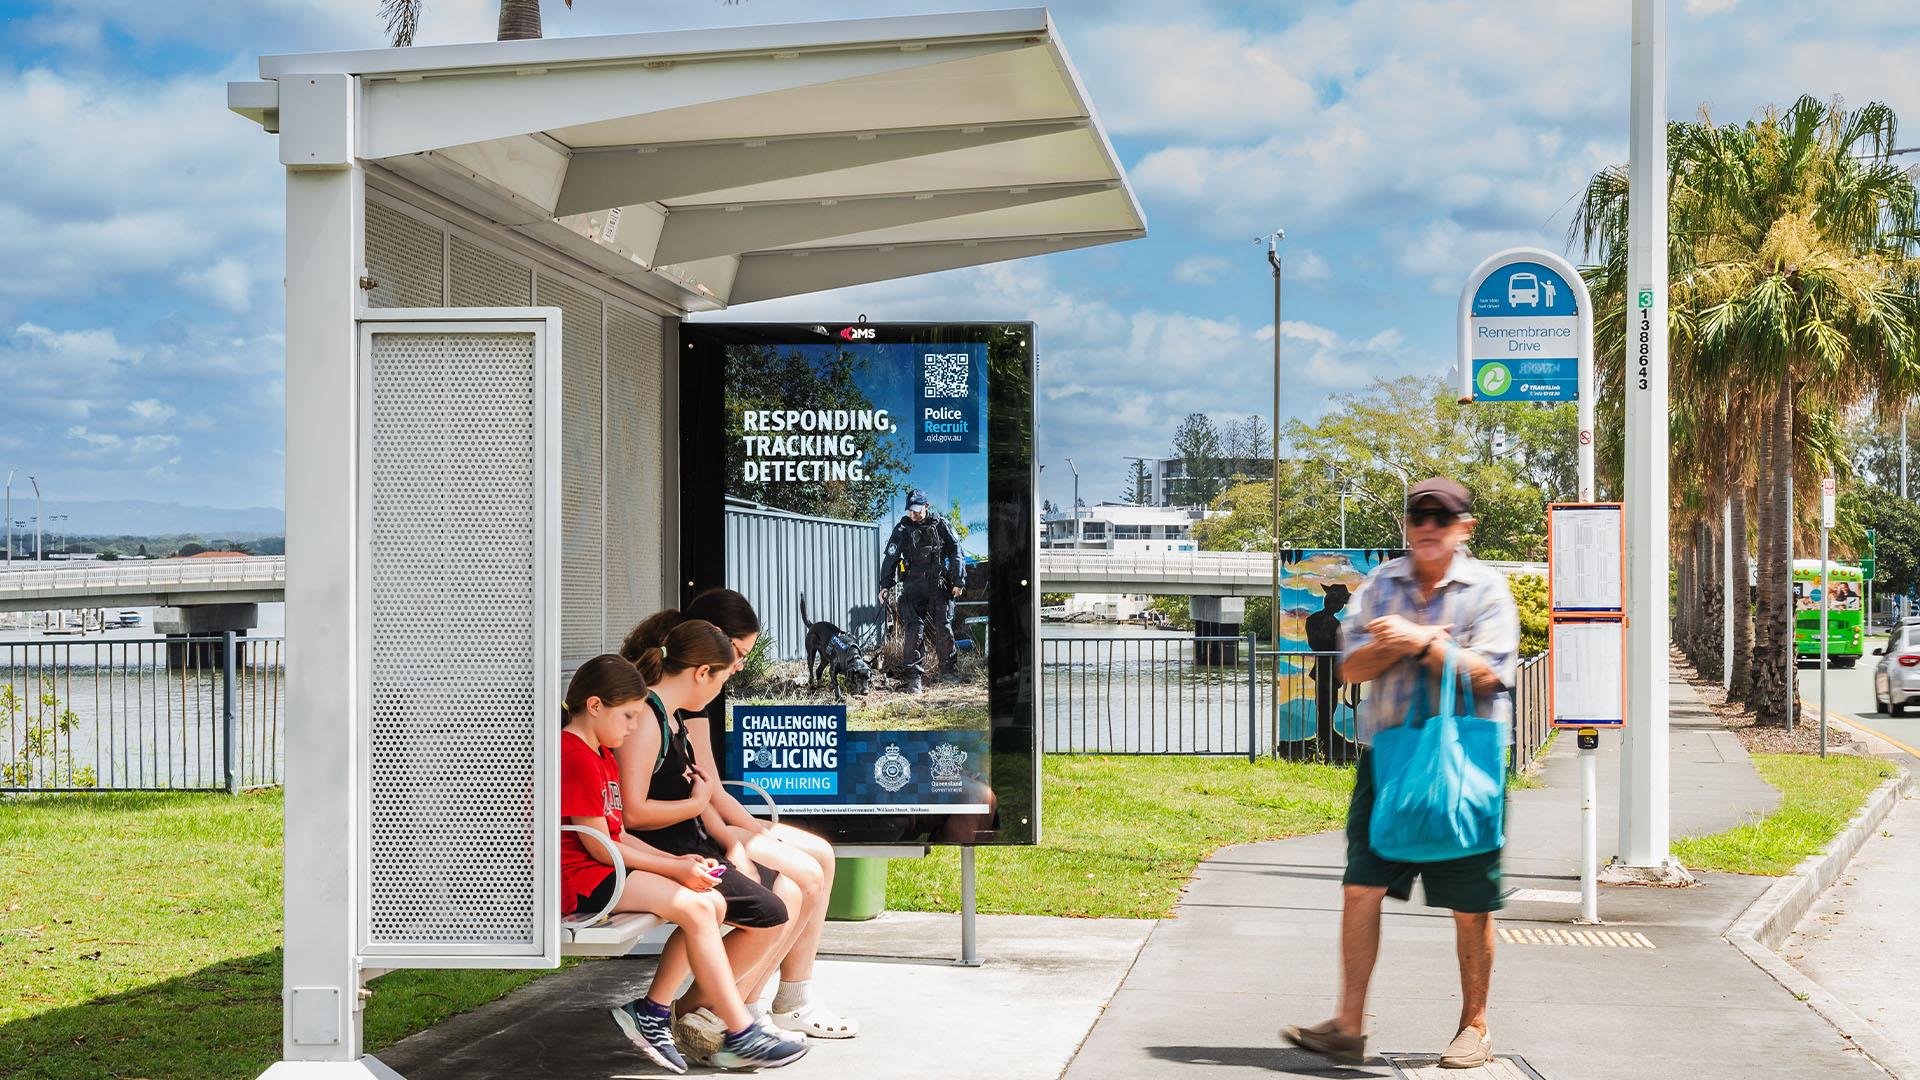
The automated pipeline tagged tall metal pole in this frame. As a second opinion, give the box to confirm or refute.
[30,476,40,563]
[4,468,13,567]
[1267,229,1285,745]
[1065,458,1080,547]
[1820,523,1829,759]
[1617,0,1681,879]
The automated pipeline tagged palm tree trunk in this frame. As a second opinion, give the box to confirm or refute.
[1701,517,1723,679]
[498,0,542,40]
[1748,392,1777,710]
[1729,481,1753,697]
[1709,514,1726,680]
[1755,371,1796,726]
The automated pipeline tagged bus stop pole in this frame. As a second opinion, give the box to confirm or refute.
[1820,522,1829,760]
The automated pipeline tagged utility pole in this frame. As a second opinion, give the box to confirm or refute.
[1612,0,1689,884]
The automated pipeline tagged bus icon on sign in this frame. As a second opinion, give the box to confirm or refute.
[1507,272,1540,307]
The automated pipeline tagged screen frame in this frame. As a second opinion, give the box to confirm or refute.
[678,321,1039,847]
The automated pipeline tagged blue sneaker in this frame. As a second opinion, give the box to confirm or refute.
[612,1000,687,1074]
[711,1024,809,1070]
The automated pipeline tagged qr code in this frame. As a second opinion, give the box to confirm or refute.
[923,352,971,398]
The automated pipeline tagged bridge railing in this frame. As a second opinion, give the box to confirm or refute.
[1,634,284,793]
[0,555,287,598]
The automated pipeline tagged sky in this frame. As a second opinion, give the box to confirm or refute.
[2,0,1918,523]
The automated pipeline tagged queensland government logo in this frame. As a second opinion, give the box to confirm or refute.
[928,742,967,792]
[873,744,912,792]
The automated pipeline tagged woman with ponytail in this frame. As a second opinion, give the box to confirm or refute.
[615,610,809,1069]
[667,588,860,1040]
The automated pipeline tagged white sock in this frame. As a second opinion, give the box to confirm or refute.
[771,980,812,1013]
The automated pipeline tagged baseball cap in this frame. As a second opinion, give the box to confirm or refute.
[1406,477,1471,515]
[906,489,931,509]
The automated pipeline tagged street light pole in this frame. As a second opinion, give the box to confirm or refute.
[4,468,14,567]
[1065,458,1081,548]
[1264,227,1285,748]
[30,476,40,563]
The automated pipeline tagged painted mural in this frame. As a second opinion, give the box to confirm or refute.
[1273,548,1404,745]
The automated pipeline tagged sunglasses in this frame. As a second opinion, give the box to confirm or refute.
[1406,507,1460,528]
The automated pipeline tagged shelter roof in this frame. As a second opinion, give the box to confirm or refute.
[231,8,1143,311]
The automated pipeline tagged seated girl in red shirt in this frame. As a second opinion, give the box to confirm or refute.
[560,654,806,1073]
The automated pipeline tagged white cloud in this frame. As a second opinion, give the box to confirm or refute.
[127,398,178,424]
[1074,22,1317,141]
[1171,255,1230,285]
[179,257,254,313]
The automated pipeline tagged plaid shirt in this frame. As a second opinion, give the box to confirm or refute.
[1340,549,1520,745]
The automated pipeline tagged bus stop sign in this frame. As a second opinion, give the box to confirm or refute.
[1461,253,1586,402]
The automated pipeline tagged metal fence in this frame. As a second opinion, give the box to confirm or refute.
[1041,632,1551,774]
[1,634,285,793]
[1511,652,1552,772]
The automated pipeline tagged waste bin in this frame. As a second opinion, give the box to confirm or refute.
[826,856,887,921]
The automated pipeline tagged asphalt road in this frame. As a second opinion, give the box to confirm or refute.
[1801,635,1920,768]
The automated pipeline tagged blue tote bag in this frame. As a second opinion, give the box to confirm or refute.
[1368,646,1508,863]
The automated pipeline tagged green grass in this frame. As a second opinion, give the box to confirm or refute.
[1672,754,1900,875]
[0,791,569,1080]
[886,755,1354,919]
[0,757,1357,1075]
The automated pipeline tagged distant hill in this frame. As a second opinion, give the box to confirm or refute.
[28,501,285,538]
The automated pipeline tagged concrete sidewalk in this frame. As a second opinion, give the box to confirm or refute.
[373,911,1151,1080]
[1062,670,1885,1080]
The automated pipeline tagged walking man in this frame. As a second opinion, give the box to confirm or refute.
[1282,477,1519,1069]
[879,489,964,694]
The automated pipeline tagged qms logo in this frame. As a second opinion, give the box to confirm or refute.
[839,327,876,340]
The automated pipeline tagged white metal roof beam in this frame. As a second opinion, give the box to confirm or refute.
[554,120,1084,216]
[359,41,1025,161]
[653,180,1113,266]
[726,232,1137,305]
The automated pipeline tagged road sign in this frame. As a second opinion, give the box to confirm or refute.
[1821,476,1836,529]
[1464,256,1583,402]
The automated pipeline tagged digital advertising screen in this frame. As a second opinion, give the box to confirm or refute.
[679,323,1038,846]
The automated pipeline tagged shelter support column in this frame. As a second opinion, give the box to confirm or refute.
[267,71,373,1073]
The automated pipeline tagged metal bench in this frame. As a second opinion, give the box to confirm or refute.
[559,780,778,957]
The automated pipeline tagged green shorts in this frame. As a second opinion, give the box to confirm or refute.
[1344,749,1505,913]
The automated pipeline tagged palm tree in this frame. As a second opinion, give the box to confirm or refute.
[1577,96,1920,726]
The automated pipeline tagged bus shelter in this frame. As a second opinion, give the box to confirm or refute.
[228,9,1142,1076]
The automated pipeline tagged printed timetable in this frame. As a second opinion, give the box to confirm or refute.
[1549,504,1624,613]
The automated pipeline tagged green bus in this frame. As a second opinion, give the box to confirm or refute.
[1792,559,1864,667]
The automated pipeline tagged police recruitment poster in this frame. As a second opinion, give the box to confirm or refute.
[678,323,1038,847]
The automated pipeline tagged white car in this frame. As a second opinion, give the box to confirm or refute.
[1871,620,1920,714]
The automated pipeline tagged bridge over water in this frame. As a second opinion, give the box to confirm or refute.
[0,551,1546,612]
[0,556,286,612]
[1034,550,1546,595]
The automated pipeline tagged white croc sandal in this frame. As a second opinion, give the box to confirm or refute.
[771,1001,859,1039]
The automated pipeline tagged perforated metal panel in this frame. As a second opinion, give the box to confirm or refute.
[365,202,445,308]
[360,317,558,965]
[451,235,531,307]
[542,274,606,667]
[604,305,665,642]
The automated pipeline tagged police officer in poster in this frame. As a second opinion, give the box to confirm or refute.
[880,489,965,694]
